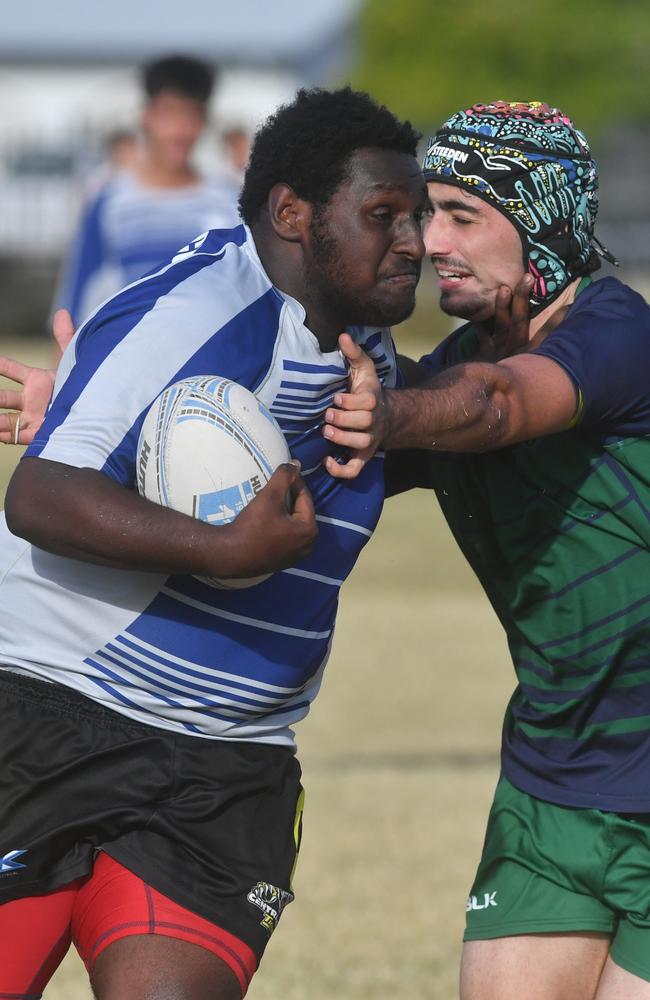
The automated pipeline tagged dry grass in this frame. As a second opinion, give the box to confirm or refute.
[0,337,513,1000]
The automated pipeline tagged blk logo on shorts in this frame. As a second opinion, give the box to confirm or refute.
[466,891,498,912]
[0,850,27,874]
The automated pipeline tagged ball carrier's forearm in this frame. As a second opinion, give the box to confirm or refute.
[6,460,238,573]
[383,361,521,452]
[5,458,315,578]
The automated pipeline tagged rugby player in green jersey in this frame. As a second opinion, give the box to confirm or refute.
[324,100,650,999]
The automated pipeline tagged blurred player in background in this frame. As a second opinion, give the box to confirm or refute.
[89,128,139,190]
[221,124,251,187]
[104,127,139,173]
[0,87,425,999]
[54,53,241,326]
[324,100,650,1000]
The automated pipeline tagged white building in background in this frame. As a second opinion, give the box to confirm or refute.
[0,0,362,256]
[0,64,298,255]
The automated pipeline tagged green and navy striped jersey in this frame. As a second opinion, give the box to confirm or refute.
[398,277,650,811]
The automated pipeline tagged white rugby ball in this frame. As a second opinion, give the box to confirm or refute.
[136,375,290,588]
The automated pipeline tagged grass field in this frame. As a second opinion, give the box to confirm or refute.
[0,333,514,1000]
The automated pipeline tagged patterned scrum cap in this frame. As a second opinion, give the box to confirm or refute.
[422,100,617,313]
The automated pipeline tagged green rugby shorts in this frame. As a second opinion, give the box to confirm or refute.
[465,774,650,983]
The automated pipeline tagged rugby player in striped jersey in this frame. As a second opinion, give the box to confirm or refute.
[0,88,426,999]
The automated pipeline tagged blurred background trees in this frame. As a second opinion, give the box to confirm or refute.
[353,0,650,135]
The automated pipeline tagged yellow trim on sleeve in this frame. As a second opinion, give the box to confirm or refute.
[566,386,585,429]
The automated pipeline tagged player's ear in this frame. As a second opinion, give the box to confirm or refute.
[267,183,312,243]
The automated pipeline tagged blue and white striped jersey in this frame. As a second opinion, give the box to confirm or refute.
[0,225,398,747]
[55,171,241,326]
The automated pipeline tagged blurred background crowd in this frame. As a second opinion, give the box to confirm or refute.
[2,0,649,343]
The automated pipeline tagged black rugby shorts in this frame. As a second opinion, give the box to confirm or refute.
[0,670,304,960]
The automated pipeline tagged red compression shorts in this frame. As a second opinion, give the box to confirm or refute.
[0,853,258,998]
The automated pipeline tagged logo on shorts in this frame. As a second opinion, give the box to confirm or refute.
[0,850,27,875]
[466,891,498,912]
[247,881,294,933]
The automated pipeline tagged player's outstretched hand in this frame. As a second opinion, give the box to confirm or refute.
[322,332,386,480]
[0,309,75,445]
[0,359,56,445]
[228,462,317,576]
[476,273,533,362]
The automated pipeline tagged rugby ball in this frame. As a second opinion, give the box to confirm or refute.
[136,375,290,588]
